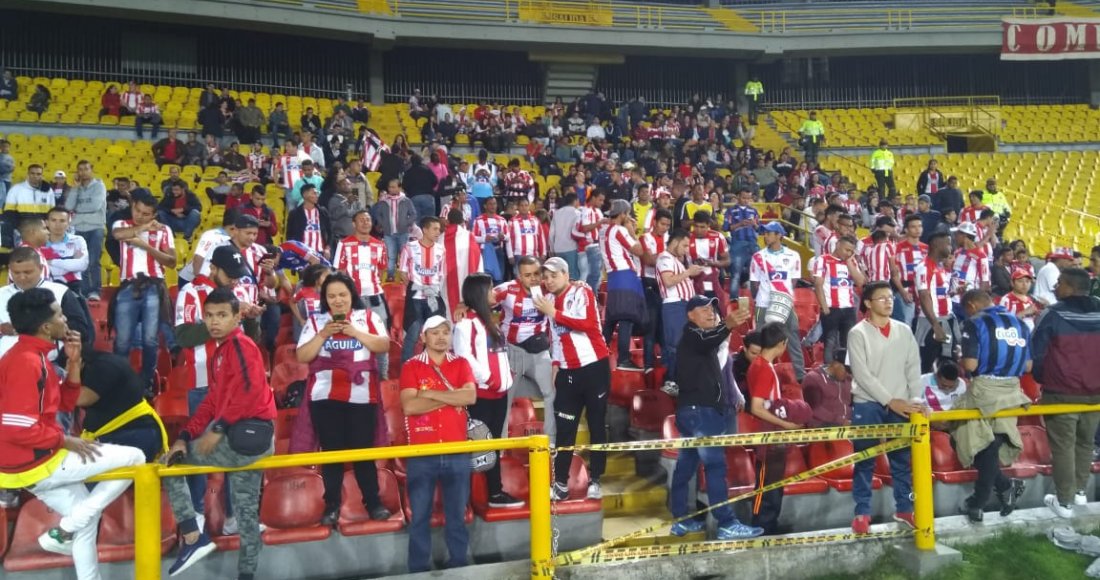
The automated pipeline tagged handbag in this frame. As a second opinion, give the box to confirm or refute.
[226,418,275,456]
[428,365,497,473]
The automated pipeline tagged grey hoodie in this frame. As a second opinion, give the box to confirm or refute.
[63,178,107,232]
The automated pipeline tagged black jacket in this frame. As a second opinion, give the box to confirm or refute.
[932,186,964,218]
[287,204,333,251]
[675,321,731,411]
[157,190,202,216]
[402,164,439,198]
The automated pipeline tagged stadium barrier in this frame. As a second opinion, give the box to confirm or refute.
[86,404,1100,578]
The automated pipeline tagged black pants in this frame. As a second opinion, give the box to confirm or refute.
[310,400,382,512]
[971,433,1012,509]
[553,358,610,485]
[752,444,786,534]
[821,307,856,364]
[469,396,509,495]
[873,170,896,195]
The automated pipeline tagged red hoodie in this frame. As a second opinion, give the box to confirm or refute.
[182,328,276,439]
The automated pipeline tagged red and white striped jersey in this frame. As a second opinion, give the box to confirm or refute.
[297,309,385,404]
[247,152,268,173]
[640,232,667,279]
[174,275,218,389]
[472,214,508,246]
[400,240,445,300]
[656,251,693,302]
[811,254,858,309]
[334,235,387,297]
[914,257,951,319]
[602,224,639,273]
[112,220,174,279]
[975,222,994,258]
[506,214,545,259]
[748,247,801,309]
[951,247,990,302]
[549,284,609,370]
[442,226,484,316]
[439,201,473,226]
[572,206,603,250]
[959,205,986,224]
[998,293,1039,330]
[687,230,727,294]
[232,242,268,305]
[277,153,305,188]
[841,198,862,218]
[813,225,835,257]
[894,240,928,286]
[502,170,535,201]
[862,241,896,283]
[452,312,513,399]
[300,206,326,254]
[493,280,549,346]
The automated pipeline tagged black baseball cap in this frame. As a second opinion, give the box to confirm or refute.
[234,214,260,229]
[210,245,249,280]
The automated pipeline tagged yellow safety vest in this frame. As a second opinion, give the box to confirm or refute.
[982,189,1010,215]
[632,201,653,235]
[799,120,825,142]
[81,399,169,457]
[870,148,895,174]
[745,81,764,100]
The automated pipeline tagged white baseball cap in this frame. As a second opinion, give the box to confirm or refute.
[421,315,451,336]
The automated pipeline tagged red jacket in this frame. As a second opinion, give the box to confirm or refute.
[183,328,276,439]
[239,204,278,244]
[101,92,121,116]
[0,336,80,486]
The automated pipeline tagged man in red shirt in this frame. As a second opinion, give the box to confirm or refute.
[0,289,145,576]
[400,316,477,573]
[164,288,277,580]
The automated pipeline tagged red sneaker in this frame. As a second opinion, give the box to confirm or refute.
[893,512,916,529]
[851,515,871,535]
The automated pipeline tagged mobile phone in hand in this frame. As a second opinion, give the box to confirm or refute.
[164,450,185,467]
[332,313,346,322]
[737,297,750,311]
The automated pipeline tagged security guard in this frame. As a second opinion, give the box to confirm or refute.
[869,139,896,196]
[953,289,1032,523]
[981,178,1011,237]
[798,111,825,164]
[744,76,764,126]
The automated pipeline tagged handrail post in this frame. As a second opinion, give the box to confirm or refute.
[910,413,936,551]
[528,434,553,580]
[133,463,163,580]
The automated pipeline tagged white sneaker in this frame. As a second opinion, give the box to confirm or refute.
[37,528,74,555]
[222,516,238,536]
[195,514,206,534]
[1045,494,1074,519]
[586,481,602,500]
[1075,491,1089,506]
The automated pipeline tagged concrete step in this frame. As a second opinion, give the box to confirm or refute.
[602,452,636,477]
[599,471,667,516]
[602,508,703,547]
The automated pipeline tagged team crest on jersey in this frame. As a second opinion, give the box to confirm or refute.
[770,272,788,280]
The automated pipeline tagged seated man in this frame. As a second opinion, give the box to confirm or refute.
[76,347,168,462]
[0,246,94,358]
[157,182,203,242]
[0,288,145,575]
[801,348,853,428]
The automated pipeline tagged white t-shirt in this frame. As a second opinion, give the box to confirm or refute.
[920,373,968,412]
[1033,261,1060,305]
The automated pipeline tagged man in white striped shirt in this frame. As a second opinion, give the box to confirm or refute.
[657,228,705,394]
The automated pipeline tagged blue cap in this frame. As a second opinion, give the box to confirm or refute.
[761,221,786,236]
[686,295,719,312]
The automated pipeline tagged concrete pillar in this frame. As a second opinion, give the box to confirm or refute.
[1088,61,1100,108]
[369,48,385,106]
[734,61,749,114]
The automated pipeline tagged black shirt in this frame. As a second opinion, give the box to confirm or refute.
[675,321,732,411]
[81,350,156,433]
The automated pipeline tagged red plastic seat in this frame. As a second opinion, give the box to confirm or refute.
[3,499,72,572]
[508,397,537,435]
[1018,425,1053,475]
[505,421,544,462]
[471,456,531,522]
[725,446,757,489]
[0,508,7,560]
[774,363,802,400]
[167,363,196,393]
[274,408,298,442]
[807,440,882,491]
[383,282,405,331]
[270,362,308,404]
[873,453,893,485]
[273,344,297,367]
[930,431,977,483]
[609,369,646,407]
[260,469,331,545]
[338,468,406,536]
[660,415,679,460]
[97,489,177,562]
[783,446,829,495]
[380,379,401,413]
[203,473,239,551]
[630,390,675,433]
[1020,373,1042,403]
[553,455,602,515]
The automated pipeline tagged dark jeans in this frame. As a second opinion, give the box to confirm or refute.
[970,433,1011,509]
[873,170,896,195]
[78,228,104,296]
[553,358,610,485]
[310,400,382,512]
[821,307,856,365]
[260,301,281,353]
[157,209,201,241]
[406,453,471,573]
[641,279,662,369]
[135,114,162,139]
[270,123,292,146]
[752,444,786,534]
[468,396,509,495]
[661,301,688,382]
[602,318,634,362]
[670,405,737,526]
[852,401,912,516]
[97,425,162,462]
[411,194,436,224]
[728,240,758,294]
[112,283,160,388]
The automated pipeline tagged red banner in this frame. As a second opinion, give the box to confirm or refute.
[1001,17,1100,60]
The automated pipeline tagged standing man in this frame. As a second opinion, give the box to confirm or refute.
[954,289,1032,522]
[288,160,324,211]
[64,160,106,301]
[1033,268,1100,518]
[744,76,764,126]
[668,295,761,539]
[601,199,646,372]
[399,316,476,573]
[687,212,730,300]
[748,222,805,381]
[913,231,958,372]
[848,281,926,534]
[472,196,509,283]
[164,288,276,579]
[869,139,896,196]
[798,111,825,165]
[548,193,581,280]
[1034,247,1075,307]
[951,222,991,315]
[441,209,484,318]
[573,189,605,292]
[400,217,446,361]
[0,289,145,578]
[505,198,546,267]
[287,184,332,260]
[981,178,1011,238]
[493,256,556,441]
[891,215,927,325]
[371,178,418,282]
[639,209,672,373]
[44,207,89,295]
[724,187,760,296]
[333,210,390,378]
[535,257,610,501]
[812,235,866,365]
[657,228,706,395]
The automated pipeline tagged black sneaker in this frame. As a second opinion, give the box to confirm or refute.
[368,506,392,521]
[959,497,983,523]
[320,507,339,526]
[550,482,569,502]
[617,360,643,372]
[488,492,525,508]
[998,479,1026,517]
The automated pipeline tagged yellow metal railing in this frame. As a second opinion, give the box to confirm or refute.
[93,435,553,580]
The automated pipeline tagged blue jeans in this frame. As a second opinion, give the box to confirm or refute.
[406,453,471,573]
[157,209,201,241]
[78,228,105,296]
[893,290,916,326]
[402,298,444,361]
[670,406,737,526]
[411,194,436,225]
[661,301,687,382]
[556,250,580,281]
[113,283,160,388]
[186,387,233,517]
[582,245,602,292]
[728,240,758,294]
[852,401,913,516]
[384,233,408,280]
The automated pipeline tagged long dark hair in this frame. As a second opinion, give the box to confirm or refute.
[319,272,365,313]
[461,273,504,347]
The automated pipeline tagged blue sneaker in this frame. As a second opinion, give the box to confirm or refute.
[670,519,705,537]
[717,522,765,540]
[169,533,216,577]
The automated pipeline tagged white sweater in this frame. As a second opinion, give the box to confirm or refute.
[848,319,923,405]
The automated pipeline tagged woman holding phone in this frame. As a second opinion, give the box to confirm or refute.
[452,274,524,508]
[297,272,392,525]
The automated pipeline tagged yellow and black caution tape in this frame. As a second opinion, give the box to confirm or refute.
[555,437,914,566]
[576,529,915,564]
[556,423,921,453]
